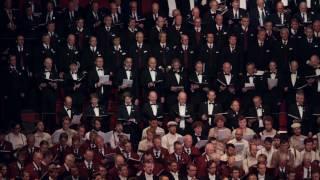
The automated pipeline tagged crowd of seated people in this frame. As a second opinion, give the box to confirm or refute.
[1,0,320,179]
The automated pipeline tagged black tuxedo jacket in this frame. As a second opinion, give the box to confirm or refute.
[140,68,165,96]
[167,25,188,46]
[273,39,297,72]
[87,67,112,96]
[152,43,174,68]
[118,103,140,122]
[174,45,196,69]
[248,41,273,70]
[57,45,80,72]
[207,25,229,50]
[95,26,119,51]
[80,47,103,71]
[129,43,151,70]
[249,7,270,28]
[165,69,189,106]
[142,102,164,121]
[287,103,312,134]
[198,101,223,119]
[33,44,57,72]
[115,67,139,98]
[221,46,244,75]
[105,46,128,71]
[198,44,221,75]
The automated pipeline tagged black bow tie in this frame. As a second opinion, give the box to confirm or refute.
[67,108,71,111]
[150,69,156,71]
[298,104,303,107]
[98,68,103,71]
[126,104,132,107]
[209,102,214,105]
[224,73,231,76]
[256,106,262,109]
[150,103,157,106]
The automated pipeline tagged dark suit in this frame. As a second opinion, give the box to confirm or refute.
[248,40,273,70]
[80,46,103,71]
[174,45,196,70]
[247,104,271,131]
[152,43,174,68]
[165,69,188,107]
[215,72,239,109]
[140,68,165,98]
[287,103,312,134]
[170,103,194,134]
[142,102,165,123]
[115,67,139,99]
[63,71,87,111]
[57,45,80,72]
[129,43,151,70]
[199,43,221,77]
[189,72,210,109]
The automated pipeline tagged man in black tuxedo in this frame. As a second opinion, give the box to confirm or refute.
[142,91,165,125]
[167,15,187,47]
[298,27,320,67]
[180,163,199,180]
[80,36,103,71]
[189,61,210,109]
[2,55,27,129]
[58,34,80,73]
[70,18,91,51]
[62,0,79,35]
[9,35,31,73]
[117,92,140,146]
[268,2,291,29]
[86,1,102,31]
[262,61,284,114]
[240,62,265,109]
[116,57,139,101]
[294,2,313,25]
[129,32,151,70]
[207,14,229,51]
[33,34,57,73]
[164,59,188,108]
[247,95,271,132]
[198,90,223,132]
[152,32,174,69]
[215,62,239,109]
[20,5,41,37]
[58,96,77,125]
[233,17,256,60]
[87,56,112,107]
[63,62,86,111]
[203,0,221,27]
[221,35,244,75]
[36,57,59,131]
[225,100,243,130]
[283,60,307,104]
[273,28,297,73]
[140,57,165,100]
[170,91,194,135]
[105,36,128,71]
[83,94,108,129]
[149,16,167,46]
[188,17,206,48]
[145,2,164,29]
[198,32,221,77]
[41,1,58,25]
[122,18,142,46]
[96,15,119,52]
[109,2,124,28]
[174,34,196,71]
[248,29,273,70]
[46,21,62,48]
[224,0,247,28]
[249,0,270,28]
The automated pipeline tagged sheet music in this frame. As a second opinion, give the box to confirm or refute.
[71,114,82,125]
[267,78,278,89]
[99,75,110,84]
[122,79,133,87]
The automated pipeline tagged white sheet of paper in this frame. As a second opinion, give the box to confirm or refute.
[281,0,288,6]
[267,78,278,89]
[99,75,110,84]
[122,79,133,87]
[239,0,247,9]
[244,83,255,88]
[71,114,82,125]
[179,119,185,129]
